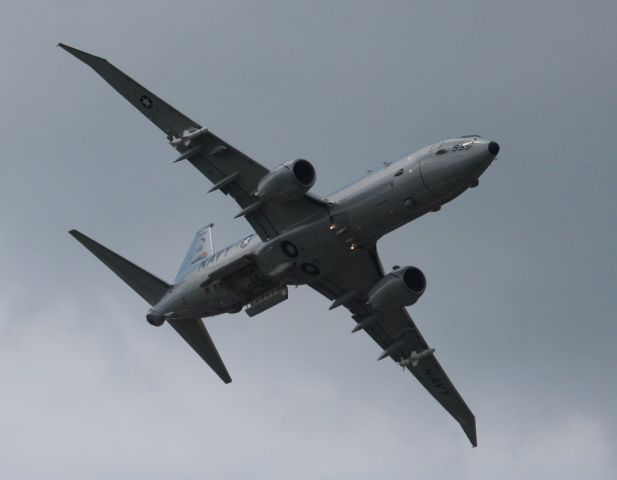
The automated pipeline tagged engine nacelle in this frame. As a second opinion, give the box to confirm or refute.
[366,266,426,311]
[256,159,316,202]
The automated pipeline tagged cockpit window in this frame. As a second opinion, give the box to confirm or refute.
[461,134,480,138]
[435,148,448,155]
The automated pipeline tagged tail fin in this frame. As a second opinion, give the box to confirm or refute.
[69,230,170,306]
[175,224,214,282]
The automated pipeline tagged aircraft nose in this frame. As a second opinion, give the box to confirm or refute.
[488,141,500,156]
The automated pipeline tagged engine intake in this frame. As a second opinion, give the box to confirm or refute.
[256,159,316,202]
[367,266,426,311]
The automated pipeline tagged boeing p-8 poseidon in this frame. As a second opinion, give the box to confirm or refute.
[60,43,500,447]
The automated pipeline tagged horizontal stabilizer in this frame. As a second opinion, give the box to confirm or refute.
[69,230,169,306]
[168,318,232,383]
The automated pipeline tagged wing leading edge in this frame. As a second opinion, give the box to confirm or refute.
[310,248,477,447]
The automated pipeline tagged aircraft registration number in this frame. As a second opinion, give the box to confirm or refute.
[452,143,472,152]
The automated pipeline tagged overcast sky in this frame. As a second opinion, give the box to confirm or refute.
[1,1,616,479]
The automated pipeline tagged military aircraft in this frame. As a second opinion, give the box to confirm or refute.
[60,43,500,447]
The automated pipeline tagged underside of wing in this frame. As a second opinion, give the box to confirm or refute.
[181,139,328,240]
[60,43,328,240]
[310,248,477,446]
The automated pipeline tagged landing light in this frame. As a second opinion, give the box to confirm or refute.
[329,224,337,231]
[350,243,358,251]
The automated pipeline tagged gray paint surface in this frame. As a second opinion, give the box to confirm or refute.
[1,1,616,479]
[60,38,494,442]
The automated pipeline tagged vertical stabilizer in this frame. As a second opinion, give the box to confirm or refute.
[175,224,214,282]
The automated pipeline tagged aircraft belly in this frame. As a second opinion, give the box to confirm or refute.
[221,264,276,302]
[254,174,439,284]
[179,275,242,316]
[254,216,358,284]
[349,191,389,223]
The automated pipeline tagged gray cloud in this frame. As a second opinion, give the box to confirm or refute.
[1,1,616,478]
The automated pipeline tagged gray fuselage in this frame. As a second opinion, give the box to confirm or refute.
[151,136,498,320]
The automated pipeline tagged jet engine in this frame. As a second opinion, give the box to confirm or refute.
[256,159,316,202]
[367,266,426,311]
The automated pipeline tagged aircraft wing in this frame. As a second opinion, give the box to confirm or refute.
[59,43,327,240]
[309,248,477,446]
